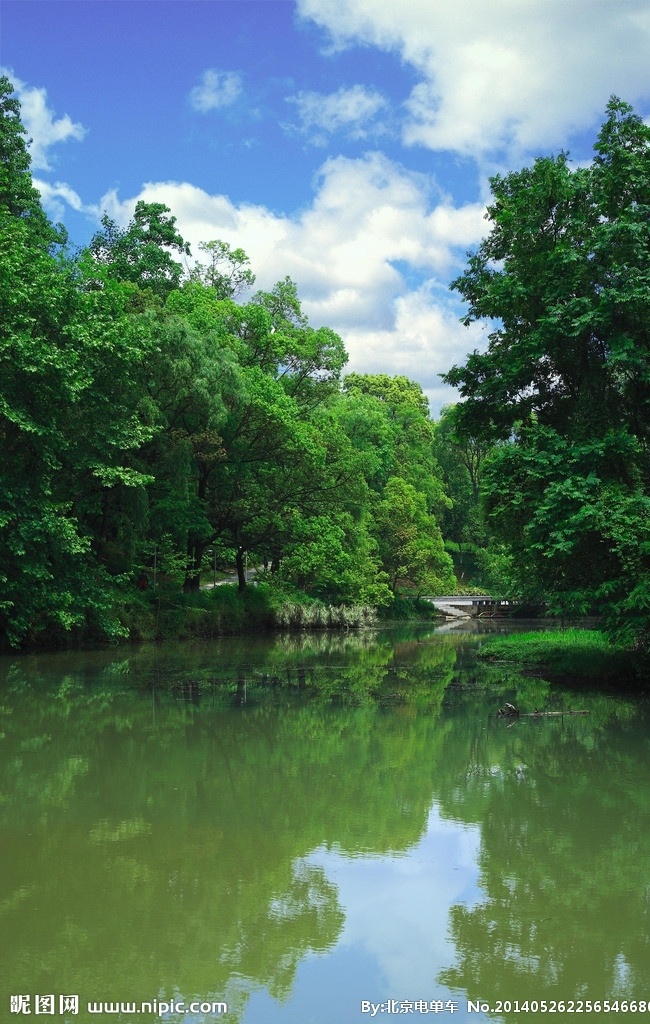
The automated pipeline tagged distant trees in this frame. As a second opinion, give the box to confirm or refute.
[337,375,454,596]
[0,76,456,648]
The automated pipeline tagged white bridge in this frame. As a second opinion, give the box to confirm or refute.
[425,595,516,619]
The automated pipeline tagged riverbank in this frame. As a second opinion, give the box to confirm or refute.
[126,585,445,640]
[477,628,644,687]
[107,583,384,645]
[4,582,444,653]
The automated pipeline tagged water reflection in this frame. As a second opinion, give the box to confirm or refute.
[1,628,649,1023]
[439,703,650,1010]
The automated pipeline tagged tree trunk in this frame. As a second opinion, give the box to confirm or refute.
[236,546,247,591]
[184,466,212,591]
[183,539,204,592]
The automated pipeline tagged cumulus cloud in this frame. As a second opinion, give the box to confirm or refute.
[295,0,650,161]
[34,178,98,224]
[286,84,389,143]
[340,288,487,413]
[189,69,243,113]
[94,151,486,414]
[1,70,85,171]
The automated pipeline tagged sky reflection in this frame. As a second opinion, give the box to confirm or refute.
[244,803,490,1024]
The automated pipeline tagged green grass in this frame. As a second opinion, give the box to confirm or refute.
[477,628,638,683]
[121,582,379,642]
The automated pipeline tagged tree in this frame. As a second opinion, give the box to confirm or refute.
[88,201,190,298]
[0,80,148,646]
[165,276,351,590]
[271,510,392,607]
[0,75,62,247]
[342,373,450,515]
[442,98,650,638]
[188,239,256,298]
[373,477,455,596]
[433,404,487,543]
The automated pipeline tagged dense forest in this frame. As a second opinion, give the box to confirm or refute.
[2,77,649,653]
[0,76,462,649]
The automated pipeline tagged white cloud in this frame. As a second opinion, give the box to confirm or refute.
[306,806,482,993]
[33,178,98,224]
[295,0,650,162]
[1,70,85,171]
[286,84,389,143]
[189,69,243,113]
[93,151,486,414]
[340,287,487,414]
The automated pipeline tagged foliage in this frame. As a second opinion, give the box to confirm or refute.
[433,404,487,547]
[343,373,450,513]
[373,477,455,595]
[88,201,190,298]
[0,78,454,648]
[187,239,256,297]
[0,75,63,246]
[443,98,650,644]
[0,80,137,647]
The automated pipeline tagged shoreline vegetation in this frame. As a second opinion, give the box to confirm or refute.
[12,584,649,693]
[6,581,444,654]
[478,629,644,688]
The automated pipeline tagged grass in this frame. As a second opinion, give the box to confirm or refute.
[121,582,379,642]
[477,628,639,683]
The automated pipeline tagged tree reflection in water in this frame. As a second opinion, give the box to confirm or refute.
[1,629,649,1022]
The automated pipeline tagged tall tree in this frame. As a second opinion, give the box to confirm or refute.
[342,373,450,515]
[373,477,455,596]
[88,201,190,298]
[188,239,256,298]
[432,404,491,584]
[165,274,349,589]
[0,79,138,645]
[443,98,650,639]
[0,75,62,246]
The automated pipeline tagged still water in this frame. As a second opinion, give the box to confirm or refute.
[1,624,649,1024]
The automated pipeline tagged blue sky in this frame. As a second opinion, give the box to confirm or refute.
[3,0,650,412]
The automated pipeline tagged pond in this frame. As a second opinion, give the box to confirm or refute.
[1,623,649,1024]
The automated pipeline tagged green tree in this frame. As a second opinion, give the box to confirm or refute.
[0,80,150,646]
[165,276,352,591]
[188,239,256,298]
[374,477,455,595]
[0,75,62,246]
[433,404,488,553]
[133,304,236,586]
[339,375,453,595]
[272,510,391,607]
[88,201,190,299]
[343,373,449,513]
[443,98,650,639]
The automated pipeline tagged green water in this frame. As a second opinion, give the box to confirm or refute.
[1,625,649,1024]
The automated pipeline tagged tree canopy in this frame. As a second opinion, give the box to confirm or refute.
[443,97,650,642]
[0,77,455,648]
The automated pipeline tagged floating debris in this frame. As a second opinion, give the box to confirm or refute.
[497,704,589,719]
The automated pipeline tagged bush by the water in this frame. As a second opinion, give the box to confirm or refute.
[123,583,378,642]
[274,602,377,629]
